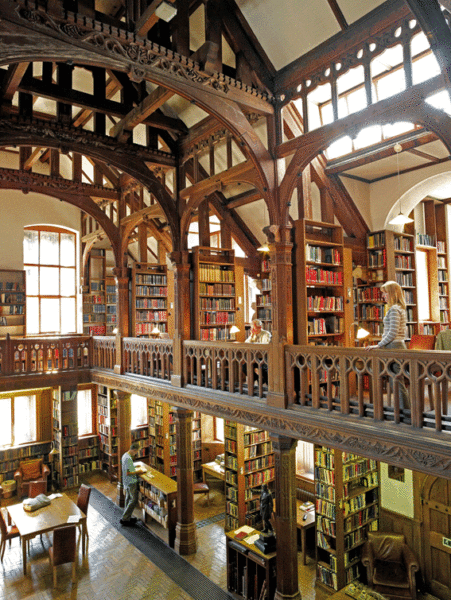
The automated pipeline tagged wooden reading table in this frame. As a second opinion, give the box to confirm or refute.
[202,461,225,489]
[296,499,315,565]
[7,493,87,575]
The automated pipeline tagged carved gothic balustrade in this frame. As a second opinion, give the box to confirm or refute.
[0,336,91,376]
[183,341,269,398]
[92,336,116,371]
[285,345,451,433]
[123,338,173,381]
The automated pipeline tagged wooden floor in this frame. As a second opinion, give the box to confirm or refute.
[0,472,327,600]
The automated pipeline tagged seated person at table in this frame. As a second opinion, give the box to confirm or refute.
[243,319,271,385]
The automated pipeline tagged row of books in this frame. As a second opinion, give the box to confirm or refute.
[199,327,234,340]
[394,236,413,252]
[135,310,168,321]
[200,311,235,325]
[135,285,167,296]
[367,232,385,248]
[308,316,343,335]
[198,264,235,282]
[136,298,167,309]
[416,233,436,247]
[306,245,341,265]
[135,274,167,285]
[0,305,23,314]
[83,295,104,304]
[199,282,235,296]
[368,249,386,268]
[200,298,235,310]
[395,255,413,269]
[307,296,343,312]
[0,293,24,303]
[306,267,343,285]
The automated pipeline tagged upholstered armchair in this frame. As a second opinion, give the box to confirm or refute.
[14,458,50,498]
[362,531,420,600]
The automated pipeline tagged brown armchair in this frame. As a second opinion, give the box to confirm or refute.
[362,532,420,600]
[14,458,50,498]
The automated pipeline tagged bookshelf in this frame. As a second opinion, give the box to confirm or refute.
[136,462,178,547]
[148,399,202,481]
[0,269,26,338]
[224,421,275,532]
[97,385,118,482]
[52,387,79,490]
[226,526,277,600]
[293,220,345,345]
[256,257,272,333]
[83,249,106,336]
[132,263,168,337]
[0,441,52,486]
[315,445,379,591]
[105,276,117,335]
[78,434,100,475]
[435,203,450,331]
[192,246,237,341]
[131,425,150,463]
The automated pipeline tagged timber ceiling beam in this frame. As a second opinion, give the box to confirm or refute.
[120,203,165,227]
[1,62,29,102]
[86,156,120,188]
[406,147,441,163]
[110,86,174,141]
[179,160,258,200]
[135,0,177,37]
[406,0,451,91]
[23,146,46,170]
[226,188,262,209]
[326,0,348,30]
[0,167,120,201]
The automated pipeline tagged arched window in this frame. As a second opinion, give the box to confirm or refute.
[24,226,77,335]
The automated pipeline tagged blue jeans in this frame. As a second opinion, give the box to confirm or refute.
[122,482,138,521]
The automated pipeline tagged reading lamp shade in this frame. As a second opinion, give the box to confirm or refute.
[389,212,414,226]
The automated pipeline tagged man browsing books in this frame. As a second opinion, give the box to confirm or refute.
[120,441,140,526]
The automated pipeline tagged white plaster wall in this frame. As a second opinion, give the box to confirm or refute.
[341,176,372,230]
[368,162,451,231]
[0,189,81,270]
[380,462,414,519]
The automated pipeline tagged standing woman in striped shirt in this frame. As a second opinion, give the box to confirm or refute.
[365,281,409,409]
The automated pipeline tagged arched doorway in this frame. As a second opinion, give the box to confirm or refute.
[422,475,451,599]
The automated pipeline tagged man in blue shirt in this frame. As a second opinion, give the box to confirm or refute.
[120,441,140,526]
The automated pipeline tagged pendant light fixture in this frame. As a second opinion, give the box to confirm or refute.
[389,143,413,226]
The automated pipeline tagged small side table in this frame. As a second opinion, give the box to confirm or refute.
[296,500,315,565]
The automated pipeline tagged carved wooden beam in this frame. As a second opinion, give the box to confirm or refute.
[179,160,259,200]
[110,86,174,141]
[120,202,165,226]
[0,61,29,102]
[23,146,45,170]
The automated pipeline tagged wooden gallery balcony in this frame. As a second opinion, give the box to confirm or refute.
[1,335,451,478]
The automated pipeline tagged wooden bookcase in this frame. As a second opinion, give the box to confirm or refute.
[83,249,106,336]
[360,230,418,343]
[78,434,100,475]
[136,462,177,548]
[132,263,168,337]
[97,385,118,482]
[192,246,237,341]
[52,386,79,490]
[435,203,450,331]
[0,441,52,487]
[224,420,274,532]
[105,276,117,335]
[226,527,277,600]
[293,220,346,345]
[315,445,379,591]
[148,399,202,481]
[256,256,272,333]
[132,425,150,463]
[0,268,26,338]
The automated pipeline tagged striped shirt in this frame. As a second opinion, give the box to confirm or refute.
[377,304,407,348]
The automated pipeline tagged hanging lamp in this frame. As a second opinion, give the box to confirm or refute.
[389,143,413,226]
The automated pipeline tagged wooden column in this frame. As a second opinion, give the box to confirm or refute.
[271,435,301,600]
[174,407,197,555]
[198,199,210,247]
[169,252,191,387]
[115,390,131,507]
[267,230,293,408]
[113,267,130,374]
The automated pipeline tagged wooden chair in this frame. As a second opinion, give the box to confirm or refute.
[48,525,79,588]
[28,481,47,498]
[76,484,91,545]
[0,508,20,562]
[193,482,210,506]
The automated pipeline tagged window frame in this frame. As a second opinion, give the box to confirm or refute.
[77,385,96,438]
[0,391,38,449]
[24,225,78,336]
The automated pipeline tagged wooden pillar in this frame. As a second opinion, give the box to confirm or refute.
[271,435,301,600]
[115,390,132,507]
[169,252,191,387]
[221,221,232,249]
[297,165,312,220]
[320,187,334,223]
[113,266,130,374]
[174,0,190,57]
[198,199,210,247]
[205,0,222,72]
[266,230,293,408]
[174,407,197,555]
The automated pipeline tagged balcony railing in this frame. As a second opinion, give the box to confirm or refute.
[2,334,451,436]
[183,341,269,398]
[0,335,91,376]
[286,345,451,434]
[123,337,173,381]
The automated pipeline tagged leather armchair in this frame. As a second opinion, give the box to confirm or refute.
[14,458,50,498]
[362,531,420,600]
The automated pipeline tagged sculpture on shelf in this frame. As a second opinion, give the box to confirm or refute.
[260,484,273,533]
